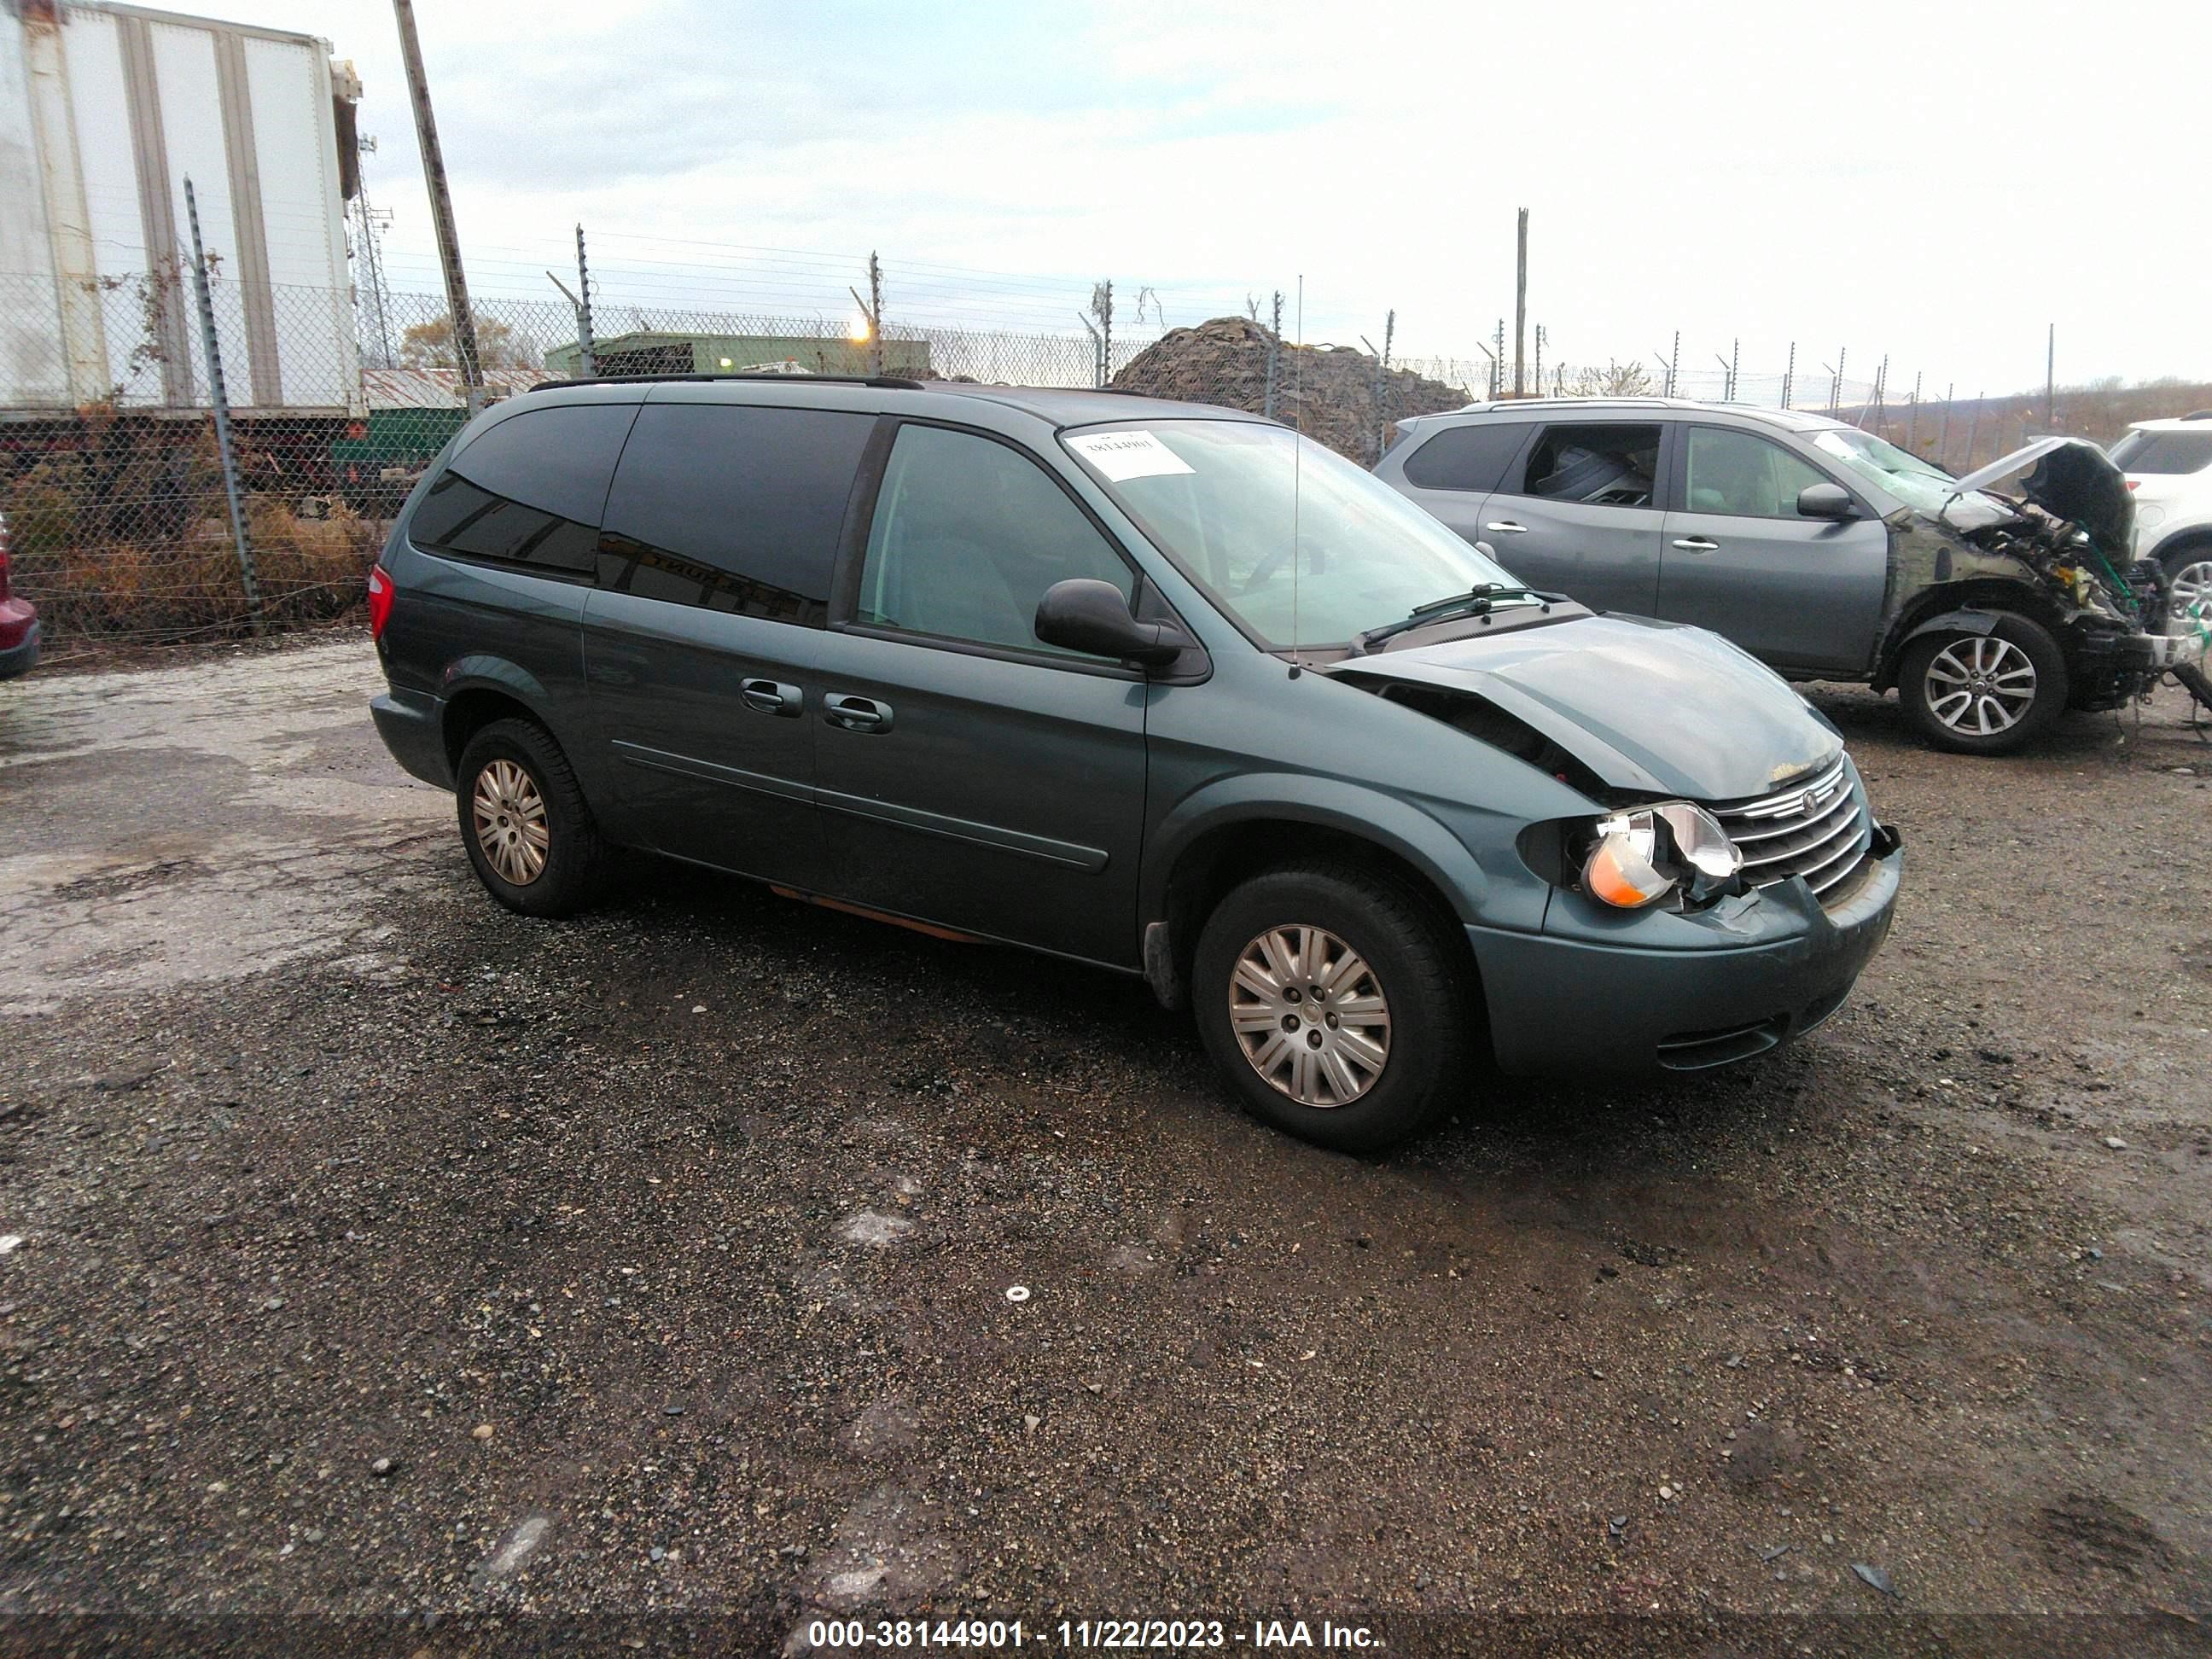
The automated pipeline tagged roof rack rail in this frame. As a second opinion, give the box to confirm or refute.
[527,371,926,393]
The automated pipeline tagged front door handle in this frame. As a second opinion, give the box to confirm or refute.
[1485,520,1529,533]
[740,678,802,717]
[824,693,893,734]
[1672,537,1720,552]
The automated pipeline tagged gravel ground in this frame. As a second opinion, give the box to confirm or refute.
[0,635,2208,1654]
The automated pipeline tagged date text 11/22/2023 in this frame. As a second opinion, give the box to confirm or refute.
[804,1617,1381,1649]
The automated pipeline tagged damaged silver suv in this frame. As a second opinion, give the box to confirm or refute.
[1381,399,2209,754]
[370,380,1902,1151]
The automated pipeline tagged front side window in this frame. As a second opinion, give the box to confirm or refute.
[410,404,638,574]
[1684,427,1833,519]
[597,403,873,625]
[1517,423,1660,508]
[854,424,1133,657]
[1062,420,1517,650]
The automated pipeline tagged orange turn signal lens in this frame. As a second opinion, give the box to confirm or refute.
[1581,813,1674,909]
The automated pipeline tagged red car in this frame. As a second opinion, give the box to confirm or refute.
[0,512,37,679]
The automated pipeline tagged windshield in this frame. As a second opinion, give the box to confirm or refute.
[1061,421,1519,649]
[1807,427,1981,513]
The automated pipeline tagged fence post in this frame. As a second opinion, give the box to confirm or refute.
[183,176,261,635]
[575,224,595,375]
[1782,341,1794,409]
[1263,290,1283,418]
[1964,393,1982,469]
[1938,382,1953,468]
[1906,371,1921,451]
[867,253,885,377]
[1374,308,1394,463]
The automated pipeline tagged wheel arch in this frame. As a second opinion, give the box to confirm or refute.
[439,657,561,772]
[1142,782,1487,1014]
[1871,583,2070,691]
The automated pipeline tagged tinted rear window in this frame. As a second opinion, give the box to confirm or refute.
[410,404,638,574]
[1400,422,1528,492]
[597,404,875,625]
[2109,429,2212,475]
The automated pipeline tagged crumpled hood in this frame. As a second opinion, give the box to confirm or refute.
[1950,436,2133,559]
[1330,612,1842,801]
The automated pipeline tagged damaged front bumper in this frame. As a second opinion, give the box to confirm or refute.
[1470,825,1903,1076]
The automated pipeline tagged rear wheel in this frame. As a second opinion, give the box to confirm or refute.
[1192,863,1471,1152]
[1898,614,2069,755]
[455,718,610,917]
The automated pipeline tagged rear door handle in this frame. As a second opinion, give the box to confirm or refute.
[1485,521,1529,533]
[1672,537,1720,552]
[824,693,893,734]
[740,678,802,717]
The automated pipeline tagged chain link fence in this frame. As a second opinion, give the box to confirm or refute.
[2,259,2197,654]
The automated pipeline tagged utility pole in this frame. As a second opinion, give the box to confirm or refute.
[2046,323,2055,428]
[393,0,481,410]
[1512,207,1528,398]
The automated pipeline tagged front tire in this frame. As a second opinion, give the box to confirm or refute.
[1192,863,1471,1152]
[2162,544,2212,620]
[1898,614,2069,755]
[454,718,610,917]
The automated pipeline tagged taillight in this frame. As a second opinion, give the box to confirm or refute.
[367,564,394,639]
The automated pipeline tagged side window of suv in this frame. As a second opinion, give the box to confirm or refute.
[854,424,1133,658]
[1516,423,1661,508]
[596,403,874,626]
[409,404,638,575]
[1684,427,1832,519]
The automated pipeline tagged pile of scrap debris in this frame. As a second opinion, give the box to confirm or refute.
[1110,316,1470,462]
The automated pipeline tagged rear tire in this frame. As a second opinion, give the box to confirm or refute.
[1192,862,1471,1152]
[455,718,610,917]
[1898,614,2069,755]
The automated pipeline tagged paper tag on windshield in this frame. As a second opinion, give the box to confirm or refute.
[1068,429,1195,482]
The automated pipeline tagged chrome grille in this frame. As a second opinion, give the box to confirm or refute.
[1708,757,1872,900]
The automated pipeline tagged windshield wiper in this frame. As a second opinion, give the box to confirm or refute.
[1349,584,1557,655]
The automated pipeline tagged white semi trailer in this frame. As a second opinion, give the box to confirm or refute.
[0,0,362,413]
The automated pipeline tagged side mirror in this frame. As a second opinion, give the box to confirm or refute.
[1797,481,1860,521]
[1034,579,1188,667]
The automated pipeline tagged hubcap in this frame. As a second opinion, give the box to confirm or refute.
[471,758,549,886]
[1228,924,1392,1109]
[1924,636,2037,736]
[2172,558,2212,617]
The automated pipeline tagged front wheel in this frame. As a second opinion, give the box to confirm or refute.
[2163,545,2212,619]
[1191,863,1472,1152]
[1897,615,2069,755]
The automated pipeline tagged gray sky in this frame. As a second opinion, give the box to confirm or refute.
[223,0,2208,394]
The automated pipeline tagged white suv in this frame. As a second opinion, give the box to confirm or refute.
[2112,414,2212,616]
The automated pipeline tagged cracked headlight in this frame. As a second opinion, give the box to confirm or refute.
[1579,802,1742,910]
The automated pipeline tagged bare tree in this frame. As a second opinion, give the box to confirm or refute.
[399,312,534,370]
[1570,358,1655,398]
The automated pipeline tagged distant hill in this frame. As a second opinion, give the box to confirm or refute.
[1841,380,2212,472]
